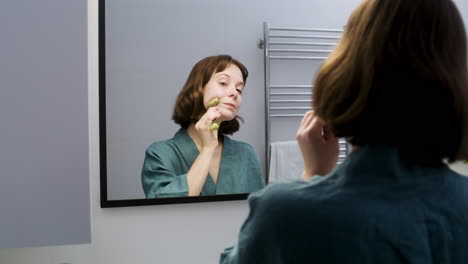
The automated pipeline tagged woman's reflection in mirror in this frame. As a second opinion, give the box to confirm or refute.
[141,55,265,198]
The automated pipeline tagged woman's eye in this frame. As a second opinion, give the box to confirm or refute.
[236,89,243,94]
[220,82,228,86]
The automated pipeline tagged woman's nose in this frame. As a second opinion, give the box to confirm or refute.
[228,85,239,97]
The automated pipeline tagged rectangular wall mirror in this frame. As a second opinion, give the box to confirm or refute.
[100,0,360,207]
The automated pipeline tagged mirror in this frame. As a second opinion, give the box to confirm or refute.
[100,0,361,207]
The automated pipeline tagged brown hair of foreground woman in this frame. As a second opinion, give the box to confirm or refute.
[312,0,468,166]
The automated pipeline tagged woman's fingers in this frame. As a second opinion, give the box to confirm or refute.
[299,110,314,128]
[297,111,324,140]
[301,112,335,142]
[196,107,221,131]
[206,108,221,128]
[305,116,324,137]
[296,111,339,177]
[209,108,221,121]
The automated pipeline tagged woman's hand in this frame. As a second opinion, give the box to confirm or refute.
[296,110,339,179]
[194,106,221,151]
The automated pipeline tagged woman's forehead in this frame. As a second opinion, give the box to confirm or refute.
[213,65,243,83]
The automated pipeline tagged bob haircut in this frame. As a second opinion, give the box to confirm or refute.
[313,0,468,166]
[172,55,248,135]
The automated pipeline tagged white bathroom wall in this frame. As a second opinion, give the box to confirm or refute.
[0,0,90,249]
[0,0,467,263]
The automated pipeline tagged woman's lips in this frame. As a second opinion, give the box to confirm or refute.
[224,103,236,109]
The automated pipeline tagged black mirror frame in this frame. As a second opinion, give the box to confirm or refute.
[99,0,251,208]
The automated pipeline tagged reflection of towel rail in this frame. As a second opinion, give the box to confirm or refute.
[271,92,312,96]
[271,99,312,103]
[271,107,311,110]
[270,49,334,53]
[270,27,344,33]
[270,35,342,39]
[271,85,313,88]
[270,41,337,46]
[271,114,307,118]
[270,56,329,60]
[263,22,348,182]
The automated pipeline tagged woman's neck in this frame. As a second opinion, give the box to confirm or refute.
[186,124,223,150]
[186,124,201,148]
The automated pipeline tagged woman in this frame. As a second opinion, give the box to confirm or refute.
[141,55,265,198]
[220,0,468,263]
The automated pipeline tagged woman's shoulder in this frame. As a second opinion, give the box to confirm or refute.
[146,139,170,151]
[249,178,322,205]
[243,179,330,224]
[145,128,188,152]
[145,134,185,156]
[440,166,468,201]
[225,137,255,152]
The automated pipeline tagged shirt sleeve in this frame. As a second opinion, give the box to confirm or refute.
[141,145,189,198]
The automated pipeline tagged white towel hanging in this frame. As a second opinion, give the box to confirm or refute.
[269,140,304,183]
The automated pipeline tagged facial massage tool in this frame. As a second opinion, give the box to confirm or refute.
[208,97,220,131]
[207,97,220,107]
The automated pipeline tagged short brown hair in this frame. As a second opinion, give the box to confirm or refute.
[313,0,468,165]
[172,55,248,135]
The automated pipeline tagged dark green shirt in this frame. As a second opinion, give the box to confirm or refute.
[141,128,265,198]
[220,145,468,264]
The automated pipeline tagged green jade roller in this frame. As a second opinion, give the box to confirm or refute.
[208,97,220,131]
